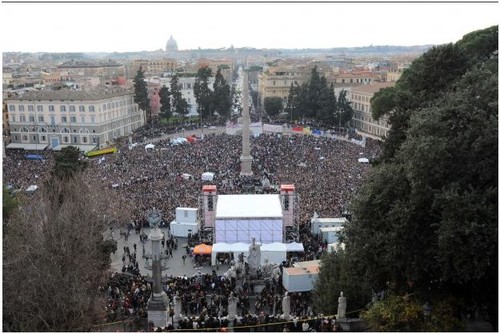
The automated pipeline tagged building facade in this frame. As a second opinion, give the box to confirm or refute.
[349,82,395,138]
[6,87,144,151]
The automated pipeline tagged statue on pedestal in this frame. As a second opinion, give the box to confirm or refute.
[282,292,291,320]
[173,291,182,319]
[337,291,347,319]
[227,292,238,320]
[247,238,261,276]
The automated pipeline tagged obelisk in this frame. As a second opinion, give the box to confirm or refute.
[240,69,253,176]
[147,209,169,327]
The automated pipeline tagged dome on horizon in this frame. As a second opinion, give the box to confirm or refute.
[166,35,178,52]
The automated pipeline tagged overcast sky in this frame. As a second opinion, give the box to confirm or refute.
[1,2,498,53]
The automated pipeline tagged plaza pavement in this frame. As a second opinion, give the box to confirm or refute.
[109,227,232,280]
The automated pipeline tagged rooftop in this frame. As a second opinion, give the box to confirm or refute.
[350,81,395,95]
[8,87,134,101]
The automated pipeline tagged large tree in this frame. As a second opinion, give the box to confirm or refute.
[133,66,151,124]
[3,148,118,331]
[170,74,189,121]
[263,96,283,118]
[340,25,498,330]
[193,66,213,120]
[159,85,172,122]
[212,67,232,120]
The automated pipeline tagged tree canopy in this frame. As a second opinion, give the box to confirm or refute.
[314,25,498,331]
[133,66,151,124]
[286,66,353,127]
[194,66,214,119]
[263,96,283,118]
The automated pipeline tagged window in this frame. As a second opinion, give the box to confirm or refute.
[9,105,15,112]
[10,115,15,122]
[60,106,66,112]
[19,105,25,112]
[89,106,95,112]
[20,115,26,122]
[28,105,34,112]
[73,136,78,143]
[81,116,85,123]
[91,116,95,123]
[92,137,97,143]
[61,116,67,123]
[69,105,76,112]
[70,116,76,123]
[29,116,35,122]
[38,116,44,122]
[79,105,85,112]
[63,136,69,143]
[22,135,28,141]
[42,136,46,141]
[49,105,55,112]
[37,105,43,112]
[83,137,88,143]
[103,104,107,111]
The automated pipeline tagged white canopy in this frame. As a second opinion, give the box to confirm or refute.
[145,143,155,150]
[201,172,215,181]
[285,242,305,252]
[181,173,193,180]
[211,242,250,265]
[26,185,38,192]
[261,243,287,265]
[358,157,369,163]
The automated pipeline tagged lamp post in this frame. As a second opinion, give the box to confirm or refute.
[422,302,432,331]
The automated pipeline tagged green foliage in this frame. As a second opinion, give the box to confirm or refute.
[263,96,283,118]
[159,85,172,121]
[285,66,352,126]
[133,66,151,123]
[361,294,423,331]
[194,66,214,119]
[212,67,232,120]
[313,250,371,316]
[170,74,189,119]
[52,146,87,180]
[345,25,498,330]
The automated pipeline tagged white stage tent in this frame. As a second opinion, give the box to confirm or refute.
[211,242,299,266]
[145,143,155,151]
[285,242,305,253]
[261,243,287,265]
[211,242,249,266]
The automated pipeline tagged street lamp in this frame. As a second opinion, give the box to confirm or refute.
[422,302,432,331]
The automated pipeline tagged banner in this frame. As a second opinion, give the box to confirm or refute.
[263,124,284,133]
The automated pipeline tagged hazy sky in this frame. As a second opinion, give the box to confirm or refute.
[1,2,498,53]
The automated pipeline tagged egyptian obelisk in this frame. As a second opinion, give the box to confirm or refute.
[240,69,253,176]
[147,210,169,327]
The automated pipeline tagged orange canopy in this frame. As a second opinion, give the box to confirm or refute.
[193,243,212,255]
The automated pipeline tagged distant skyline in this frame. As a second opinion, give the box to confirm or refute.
[1,2,498,53]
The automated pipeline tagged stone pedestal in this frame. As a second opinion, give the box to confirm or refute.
[147,293,169,327]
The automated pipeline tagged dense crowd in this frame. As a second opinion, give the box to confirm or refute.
[4,128,380,228]
[3,126,379,332]
[101,266,345,332]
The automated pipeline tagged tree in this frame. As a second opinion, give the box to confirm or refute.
[263,96,283,118]
[170,74,189,121]
[336,89,353,128]
[343,26,498,330]
[193,66,213,120]
[313,250,371,316]
[2,173,115,331]
[52,146,87,180]
[133,66,151,124]
[159,85,172,121]
[212,67,232,120]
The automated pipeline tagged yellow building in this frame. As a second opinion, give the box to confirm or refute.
[350,82,395,138]
[258,66,306,106]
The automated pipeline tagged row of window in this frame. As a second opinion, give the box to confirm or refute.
[9,104,95,112]
[9,98,133,113]
[352,94,370,102]
[10,115,96,124]
[16,134,95,144]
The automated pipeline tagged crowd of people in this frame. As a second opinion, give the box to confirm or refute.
[3,124,380,331]
[101,266,345,332]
